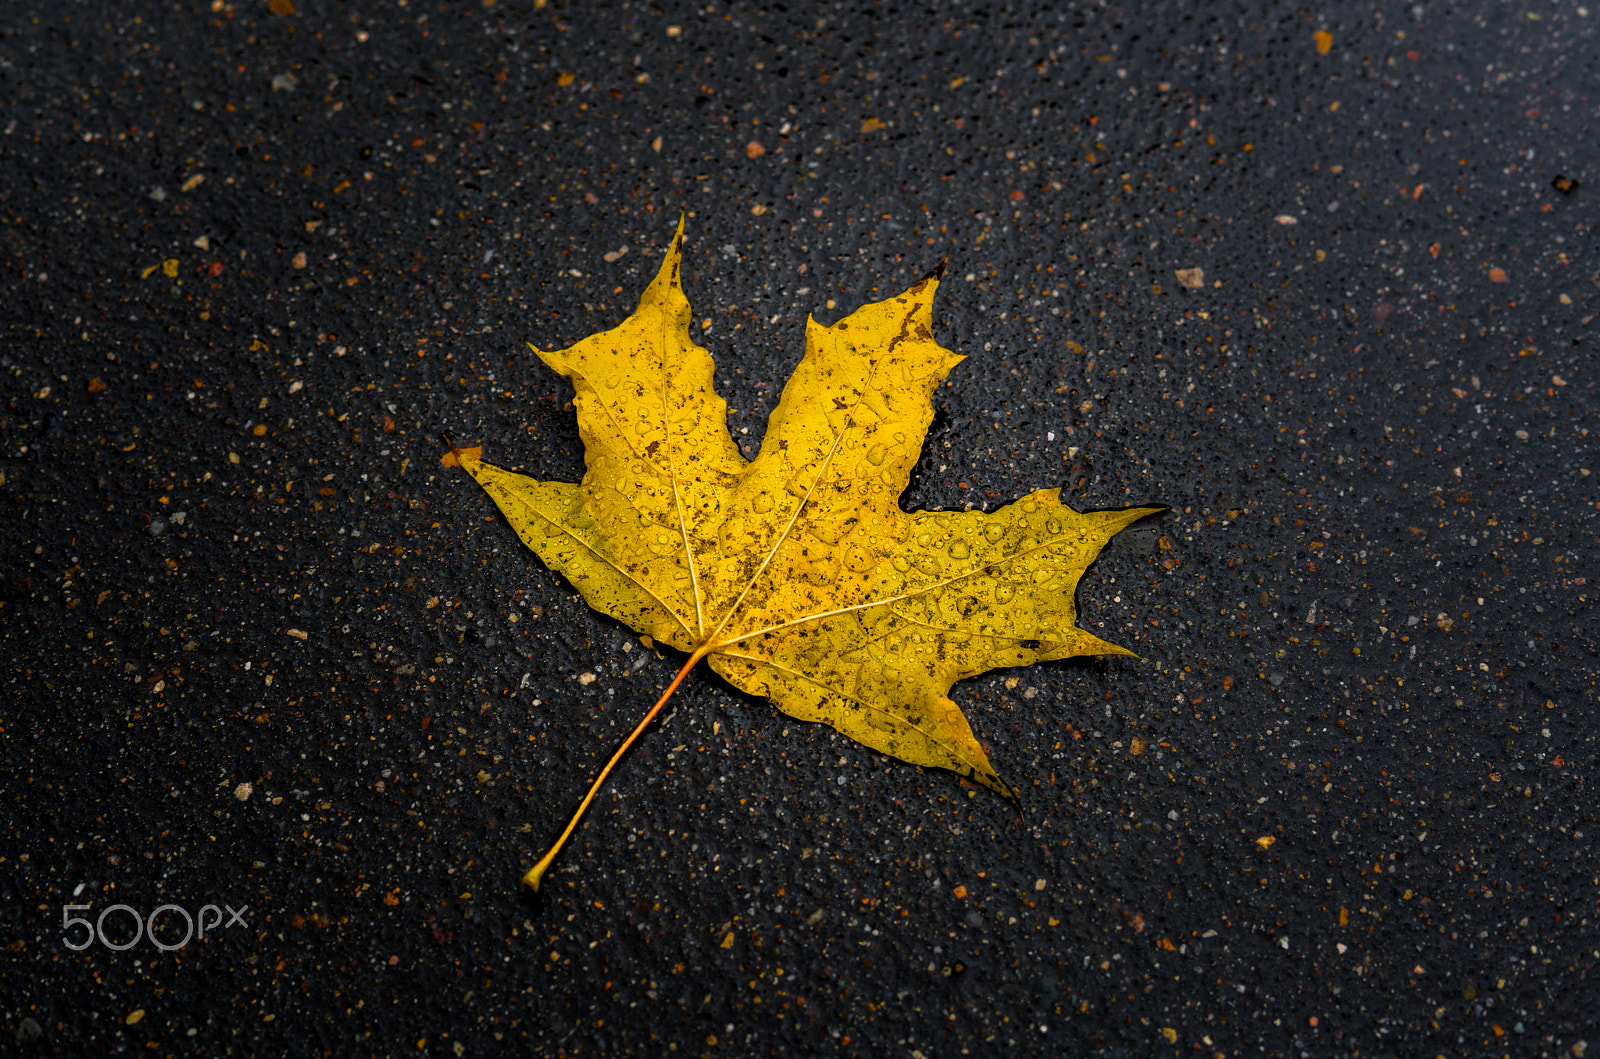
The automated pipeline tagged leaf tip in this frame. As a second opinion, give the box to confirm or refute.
[439,433,482,469]
[642,214,689,301]
[908,258,946,296]
[1089,637,1140,660]
[1095,504,1169,537]
[990,774,1023,814]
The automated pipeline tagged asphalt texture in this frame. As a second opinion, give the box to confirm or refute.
[3,1,1597,1056]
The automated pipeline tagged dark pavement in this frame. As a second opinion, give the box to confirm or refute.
[2,1,1596,1055]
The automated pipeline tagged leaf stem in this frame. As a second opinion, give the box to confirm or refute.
[522,644,710,891]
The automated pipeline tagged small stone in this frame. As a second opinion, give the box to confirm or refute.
[234,782,254,801]
[1175,267,1205,289]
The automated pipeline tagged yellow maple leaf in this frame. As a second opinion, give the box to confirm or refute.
[447,219,1160,889]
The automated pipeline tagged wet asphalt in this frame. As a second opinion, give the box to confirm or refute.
[2,1,1596,1056]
